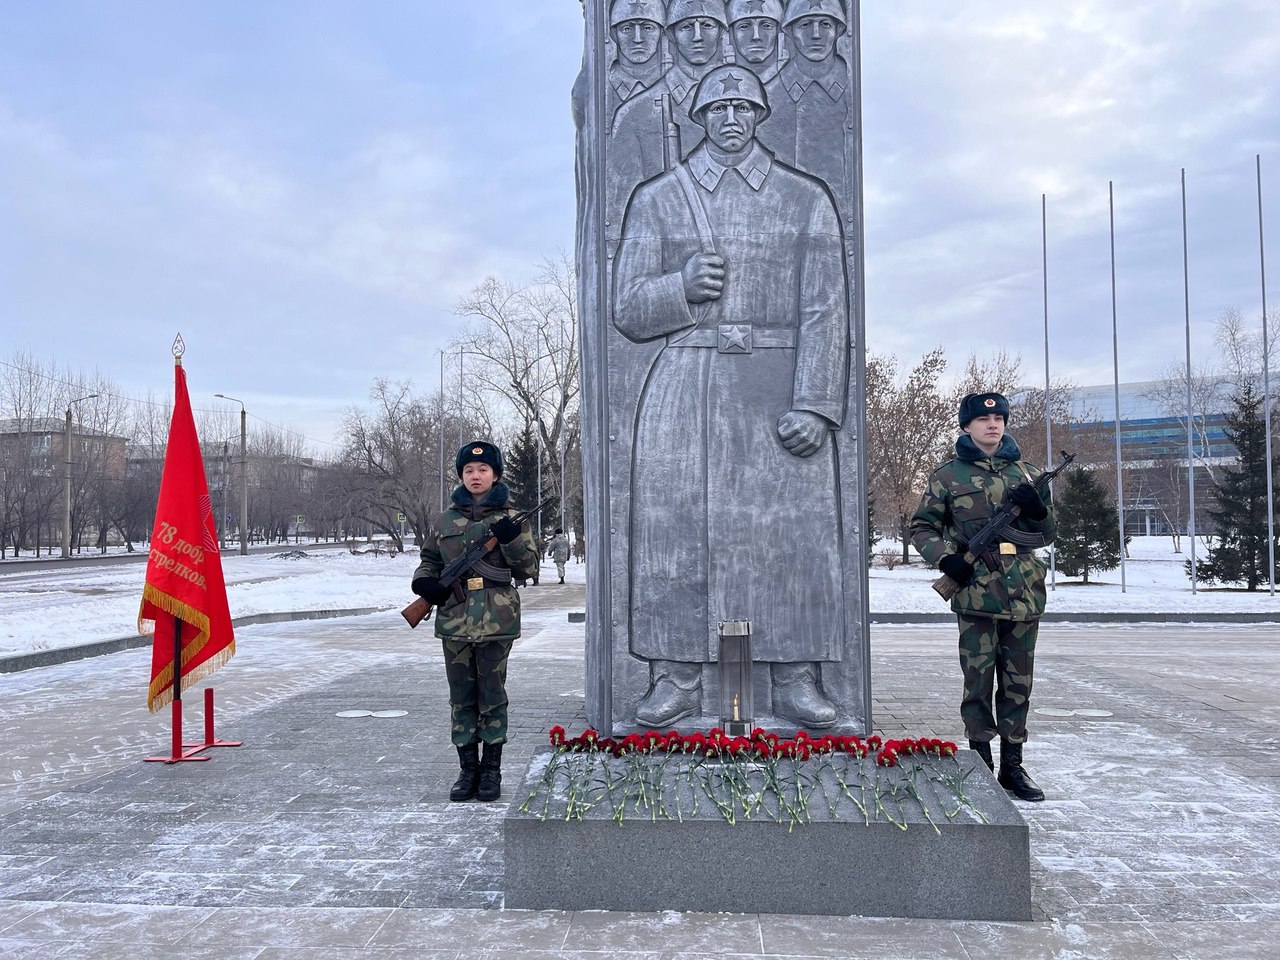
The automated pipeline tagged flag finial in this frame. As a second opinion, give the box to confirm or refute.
[171,333,186,362]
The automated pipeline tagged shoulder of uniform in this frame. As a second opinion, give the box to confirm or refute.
[928,458,965,480]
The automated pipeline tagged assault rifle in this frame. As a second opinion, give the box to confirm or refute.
[401,497,554,629]
[932,451,1076,601]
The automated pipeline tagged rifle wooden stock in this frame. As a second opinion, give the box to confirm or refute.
[931,550,978,601]
[401,596,432,629]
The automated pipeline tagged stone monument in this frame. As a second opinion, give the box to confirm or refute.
[576,0,870,733]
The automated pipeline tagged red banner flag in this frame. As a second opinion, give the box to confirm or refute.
[139,358,235,713]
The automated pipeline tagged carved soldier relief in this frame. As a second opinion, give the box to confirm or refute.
[577,0,868,733]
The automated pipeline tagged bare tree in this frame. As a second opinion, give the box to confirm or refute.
[453,255,581,526]
[1217,305,1280,390]
[0,352,61,556]
[865,347,954,562]
[951,351,1023,406]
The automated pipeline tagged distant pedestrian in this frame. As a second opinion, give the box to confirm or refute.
[411,441,539,802]
[548,528,571,584]
[909,393,1056,802]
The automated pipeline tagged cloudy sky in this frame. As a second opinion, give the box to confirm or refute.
[2,1,1277,451]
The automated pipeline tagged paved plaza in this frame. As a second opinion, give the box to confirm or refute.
[2,581,1280,957]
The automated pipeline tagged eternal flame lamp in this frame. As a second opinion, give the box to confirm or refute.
[718,619,753,737]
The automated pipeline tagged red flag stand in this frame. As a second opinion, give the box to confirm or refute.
[145,618,241,763]
[183,688,243,752]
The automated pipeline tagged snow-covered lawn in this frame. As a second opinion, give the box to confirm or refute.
[1,536,1277,656]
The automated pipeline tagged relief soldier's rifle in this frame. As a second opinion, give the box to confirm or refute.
[932,451,1076,602]
[659,90,681,173]
[401,497,554,629]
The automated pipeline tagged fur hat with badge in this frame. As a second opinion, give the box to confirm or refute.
[455,440,504,478]
[958,392,1010,429]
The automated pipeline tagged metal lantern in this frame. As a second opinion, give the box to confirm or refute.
[718,619,753,737]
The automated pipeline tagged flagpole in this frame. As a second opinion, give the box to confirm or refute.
[171,615,183,758]
[1110,181,1127,591]
[1258,155,1275,595]
[1183,169,1198,593]
[1043,193,1056,590]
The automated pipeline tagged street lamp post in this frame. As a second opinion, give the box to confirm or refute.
[62,394,99,558]
[214,394,249,556]
[439,350,446,516]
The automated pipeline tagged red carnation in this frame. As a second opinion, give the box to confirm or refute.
[549,725,567,748]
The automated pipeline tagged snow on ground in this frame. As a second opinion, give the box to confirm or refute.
[1,537,1277,656]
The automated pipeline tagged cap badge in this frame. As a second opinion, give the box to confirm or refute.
[472,446,484,454]
[983,398,996,408]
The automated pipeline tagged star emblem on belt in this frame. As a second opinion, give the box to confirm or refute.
[720,325,750,352]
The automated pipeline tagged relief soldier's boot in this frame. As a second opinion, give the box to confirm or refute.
[450,744,480,802]
[634,661,702,727]
[998,739,1045,802]
[476,742,503,802]
[771,663,837,729]
[968,739,994,772]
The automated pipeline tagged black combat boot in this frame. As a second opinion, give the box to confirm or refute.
[998,740,1045,802]
[476,742,503,802]
[968,739,994,772]
[450,744,480,802]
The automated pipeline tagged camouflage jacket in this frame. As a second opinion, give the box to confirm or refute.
[909,434,1057,621]
[413,482,540,643]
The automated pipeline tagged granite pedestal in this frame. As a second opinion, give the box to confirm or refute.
[505,749,1031,920]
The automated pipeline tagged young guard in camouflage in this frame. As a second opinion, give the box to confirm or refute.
[411,441,540,802]
[909,392,1056,802]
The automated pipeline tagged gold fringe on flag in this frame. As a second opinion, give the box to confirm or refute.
[140,582,237,713]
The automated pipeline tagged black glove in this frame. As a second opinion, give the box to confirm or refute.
[412,576,453,605]
[939,553,975,587]
[491,515,522,545]
[1009,483,1048,521]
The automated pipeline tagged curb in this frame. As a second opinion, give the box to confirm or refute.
[870,611,1280,625]
[0,607,389,674]
[4,607,1278,674]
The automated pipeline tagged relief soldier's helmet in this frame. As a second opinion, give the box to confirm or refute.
[727,0,784,24]
[455,440,504,479]
[666,0,730,29]
[958,392,1011,429]
[691,64,771,123]
[782,0,848,32]
[610,0,666,27]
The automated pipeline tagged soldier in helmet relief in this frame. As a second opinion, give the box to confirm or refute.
[727,0,785,84]
[614,64,850,729]
[909,393,1057,802]
[607,0,666,127]
[411,441,540,802]
[759,0,852,217]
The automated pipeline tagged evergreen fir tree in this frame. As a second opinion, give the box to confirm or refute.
[505,422,540,511]
[1193,381,1279,590]
[1054,468,1122,584]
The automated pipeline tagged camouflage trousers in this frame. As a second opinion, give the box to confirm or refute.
[956,614,1038,744]
[442,638,513,747]
[554,560,567,580]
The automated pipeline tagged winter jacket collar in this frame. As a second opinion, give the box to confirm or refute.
[450,481,512,520]
[956,433,1022,465]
